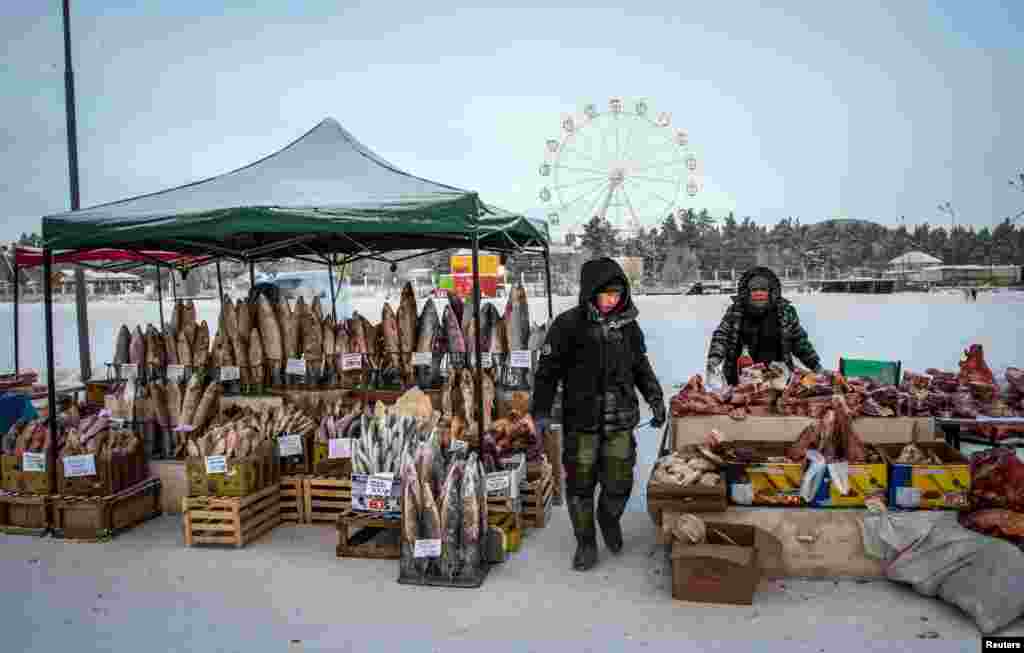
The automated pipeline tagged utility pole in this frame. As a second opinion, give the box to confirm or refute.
[938,201,956,267]
[63,0,92,382]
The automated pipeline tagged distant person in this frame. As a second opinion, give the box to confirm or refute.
[971,288,978,302]
[527,257,666,572]
[705,266,823,388]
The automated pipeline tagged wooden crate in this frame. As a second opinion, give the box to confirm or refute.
[57,446,148,498]
[305,476,351,525]
[486,494,523,531]
[182,483,281,548]
[335,509,401,559]
[522,469,555,529]
[280,475,305,523]
[53,478,162,542]
[0,492,51,536]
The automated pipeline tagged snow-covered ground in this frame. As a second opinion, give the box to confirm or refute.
[3,290,1023,390]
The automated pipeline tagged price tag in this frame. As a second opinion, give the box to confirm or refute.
[205,455,227,474]
[550,423,562,433]
[62,454,97,478]
[286,358,307,375]
[486,474,510,493]
[22,452,46,472]
[510,350,531,369]
[328,438,353,459]
[342,353,363,371]
[414,539,442,558]
[479,352,492,368]
[121,364,138,379]
[412,351,433,367]
[220,366,240,382]
[450,439,467,454]
[278,434,303,457]
[366,475,393,497]
[167,364,186,382]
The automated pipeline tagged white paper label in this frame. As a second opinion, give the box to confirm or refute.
[896,486,922,508]
[487,474,510,493]
[412,351,432,367]
[205,455,227,474]
[730,483,754,506]
[62,454,97,478]
[450,439,468,453]
[342,353,363,371]
[167,364,186,382]
[328,438,353,459]
[550,423,563,433]
[286,358,307,375]
[278,434,303,457]
[414,538,442,558]
[220,366,240,382]
[366,476,393,497]
[22,452,46,472]
[510,350,531,369]
[121,364,138,379]
[471,352,492,368]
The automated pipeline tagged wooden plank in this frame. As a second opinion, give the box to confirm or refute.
[149,460,187,514]
[182,484,281,548]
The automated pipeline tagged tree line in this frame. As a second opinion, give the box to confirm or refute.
[575,211,1024,285]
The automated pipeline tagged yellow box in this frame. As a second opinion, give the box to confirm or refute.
[820,463,887,507]
[878,443,971,510]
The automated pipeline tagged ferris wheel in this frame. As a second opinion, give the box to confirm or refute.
[538,97,702,239]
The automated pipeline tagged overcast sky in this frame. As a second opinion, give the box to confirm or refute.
[1,0,1021,243]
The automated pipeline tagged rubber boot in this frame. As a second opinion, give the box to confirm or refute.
[597,491,630,555]
[567,496,599,571]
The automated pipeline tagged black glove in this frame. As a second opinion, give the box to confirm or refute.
[650,400,667,428]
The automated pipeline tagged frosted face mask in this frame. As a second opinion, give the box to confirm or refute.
[595,286,623,314]
[747,276,773,312]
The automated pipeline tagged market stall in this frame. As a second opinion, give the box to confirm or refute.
[16,117,553,583]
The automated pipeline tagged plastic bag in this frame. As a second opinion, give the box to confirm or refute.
[827,461,849,496]
[937,539,1024,635]
[800,450,827,503]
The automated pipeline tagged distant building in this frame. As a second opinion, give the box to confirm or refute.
[884,251,943,281]
[55,269,143,296]
[919,265,1022,285]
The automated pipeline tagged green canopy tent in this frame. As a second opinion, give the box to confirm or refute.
[39,117,551,451]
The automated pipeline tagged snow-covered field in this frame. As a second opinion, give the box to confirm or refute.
[3,290,1023,389]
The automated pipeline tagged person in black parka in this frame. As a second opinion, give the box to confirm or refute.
[528,257,665,571]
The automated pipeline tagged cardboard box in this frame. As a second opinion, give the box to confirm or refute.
[877,442,971,510]
[311,441,352,477]
[2,453,55,494]
[350,473,401,514]
[662,507,884,578]
[186,441,278,497]
[671,416,937,450]
[671,523,760,605]
[647,446,728,524]
[723,441,886,508]
[486,453,524,499]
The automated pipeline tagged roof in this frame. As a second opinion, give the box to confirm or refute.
[42,118,548,258]
[888,251,942,266]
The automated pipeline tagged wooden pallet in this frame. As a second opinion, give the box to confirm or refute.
[522,471,555,529]
[53,478,162,542]
[0,492,51,536]
[335,509,401,559]
[305,476,351,525]
[182,483,281,548]
[280,476,305,524]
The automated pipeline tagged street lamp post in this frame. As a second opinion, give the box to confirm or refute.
[937,201,956,267]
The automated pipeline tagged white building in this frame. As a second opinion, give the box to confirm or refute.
[919,265,1022,285]
[884,251,943,281]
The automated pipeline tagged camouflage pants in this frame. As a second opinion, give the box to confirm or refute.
[563,429,637,540]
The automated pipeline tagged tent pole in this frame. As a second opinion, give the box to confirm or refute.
[327,257,338,323]
[43,248,58,456]
[472,229,485,437]
[171,269,177,301]
[216,259,224,305]
[13,258,19,375]
[249,261,255,294]
[155,265,164,329]
[543,246,554,321]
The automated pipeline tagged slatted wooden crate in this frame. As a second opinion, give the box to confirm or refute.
[53,478,162,542]
[0,492,51,536]
[522,469,555,529]
[182,483,280,548]
[305,476,351,525]
[335,509,401,559]
[279,476,305,524]
[485,494,522,531]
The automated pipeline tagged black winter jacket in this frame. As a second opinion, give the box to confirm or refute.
[529,257,663,433]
